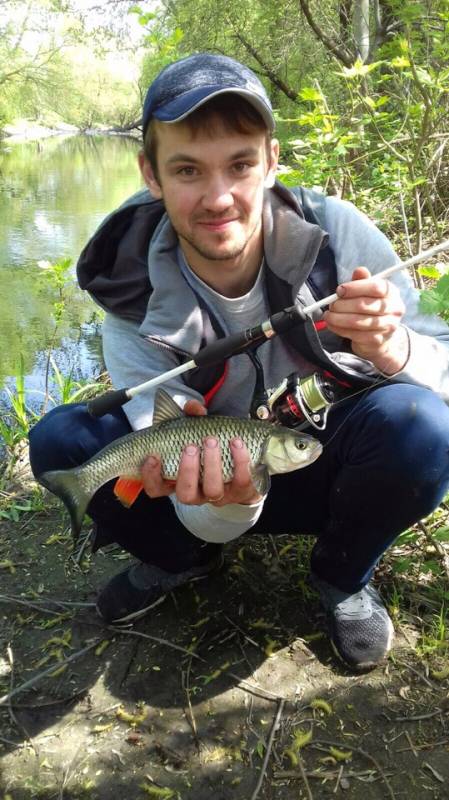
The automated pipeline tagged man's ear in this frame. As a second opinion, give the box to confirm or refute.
[138,151,163,199]
[264,138,280,189]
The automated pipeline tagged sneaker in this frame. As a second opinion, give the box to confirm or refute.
[310,574,394,671]
[96,553,224,625]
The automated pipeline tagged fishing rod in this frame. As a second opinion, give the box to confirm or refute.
[87,238,449,418]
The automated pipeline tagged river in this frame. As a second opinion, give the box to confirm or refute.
[0,134,143,413]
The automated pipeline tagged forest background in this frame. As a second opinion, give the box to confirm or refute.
[2,0,449,272]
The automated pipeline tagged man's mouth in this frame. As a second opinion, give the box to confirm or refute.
[196,217,240,231]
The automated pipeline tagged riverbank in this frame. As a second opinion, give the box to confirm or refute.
[1,120,141,145]
[1,120,80,144]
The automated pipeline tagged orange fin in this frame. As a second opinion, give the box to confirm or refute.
[113,477,144,508]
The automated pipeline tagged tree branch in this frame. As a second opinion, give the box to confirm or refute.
[297,0,353,66]
[232,31,300,103]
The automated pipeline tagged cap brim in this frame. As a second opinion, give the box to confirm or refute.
[153,86,275,131]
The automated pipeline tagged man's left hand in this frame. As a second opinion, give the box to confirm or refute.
[323,267,409,375]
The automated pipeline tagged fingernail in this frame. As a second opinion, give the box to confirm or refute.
[337,285,346,297]
[185,444,198,456]
[232,437,244,449]
[205,436,218,448]
[147,455,158,467]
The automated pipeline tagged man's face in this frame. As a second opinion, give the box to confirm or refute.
[139,119,279,282]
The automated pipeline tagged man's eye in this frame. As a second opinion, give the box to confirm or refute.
[233,162,250,173]
[178,167,196,176]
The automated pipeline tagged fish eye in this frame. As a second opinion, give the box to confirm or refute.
[295,440,308,450]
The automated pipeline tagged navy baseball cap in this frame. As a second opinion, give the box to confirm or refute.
[142,53,275,136]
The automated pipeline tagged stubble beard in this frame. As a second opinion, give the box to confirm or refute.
[175,217,262,264]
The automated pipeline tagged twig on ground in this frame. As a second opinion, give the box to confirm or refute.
[249,698,285,800]
[182,655,200,751]
[6,644,38,755]
[0,594,64,616]
[70,530,93,566]
[395,709,443,722]
[222,613,262,650]
[396,738,449,753]
[8,687,88,710]
[273,768,383,780]
[333,764,344,793]
[227,670,289,702]
[405,730,418,758]
[106,625,206,660]
[89,702,121,718]
[297,753,314,800]
[0,640,101,707]
[313,739,396,800]
[394,658,434,688]
[0,733,26,747]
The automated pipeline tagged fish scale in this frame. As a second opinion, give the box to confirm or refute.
[77,415,272,490]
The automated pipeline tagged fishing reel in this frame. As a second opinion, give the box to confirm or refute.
[251,371,347,431]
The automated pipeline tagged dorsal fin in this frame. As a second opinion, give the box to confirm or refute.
[152,388,184,426]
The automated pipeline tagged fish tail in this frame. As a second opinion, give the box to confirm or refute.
[39,468,91,541]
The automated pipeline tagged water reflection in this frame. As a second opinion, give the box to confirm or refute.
[0,134,143,406]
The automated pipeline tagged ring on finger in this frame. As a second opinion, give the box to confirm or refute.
[206,493,225,504]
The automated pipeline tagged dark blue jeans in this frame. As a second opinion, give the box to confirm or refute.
[29,384,449,593]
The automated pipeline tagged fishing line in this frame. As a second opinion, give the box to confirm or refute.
[319,372,394,452]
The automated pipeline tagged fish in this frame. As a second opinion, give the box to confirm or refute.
[38,389,323,541]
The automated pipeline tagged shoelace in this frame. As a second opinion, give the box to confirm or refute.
[335,590,371,619]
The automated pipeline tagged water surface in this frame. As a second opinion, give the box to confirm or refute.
[0,134,143,410]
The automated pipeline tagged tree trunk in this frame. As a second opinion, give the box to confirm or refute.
[353,0,370,62]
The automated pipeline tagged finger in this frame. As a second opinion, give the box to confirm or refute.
[141,454,174,498]
[336,276,389,300]
[328,294,404,317]
[327,327,397,347]
[184,399,207,417]
[228,438,263,503]
[201,437,225,503]
[175,443,201,504]
[325,312,402,333]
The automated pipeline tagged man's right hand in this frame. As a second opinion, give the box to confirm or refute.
[140,398,263,506]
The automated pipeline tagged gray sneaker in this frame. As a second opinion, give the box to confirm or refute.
[97,553,224,625]
[311,574,394,671]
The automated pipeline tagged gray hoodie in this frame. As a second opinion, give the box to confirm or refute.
[102,192,449,543]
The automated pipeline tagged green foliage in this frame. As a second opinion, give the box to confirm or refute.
[0,0,141,131]
[420,274,449,321]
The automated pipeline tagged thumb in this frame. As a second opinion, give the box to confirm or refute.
[351,266,371,281]
[184,398,207,417]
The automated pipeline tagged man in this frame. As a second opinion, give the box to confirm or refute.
[29,53,449,672]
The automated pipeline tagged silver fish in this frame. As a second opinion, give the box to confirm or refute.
[39,389,322,540]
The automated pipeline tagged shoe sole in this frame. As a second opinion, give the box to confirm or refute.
[96,555,224,626]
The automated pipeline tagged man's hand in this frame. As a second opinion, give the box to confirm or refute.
[141,398,263,506]
[323,267,409,375]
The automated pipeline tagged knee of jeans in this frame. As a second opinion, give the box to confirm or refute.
[373,386,449,480]
[29,404,89,475]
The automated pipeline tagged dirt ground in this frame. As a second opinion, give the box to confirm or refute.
[0,474,449,800]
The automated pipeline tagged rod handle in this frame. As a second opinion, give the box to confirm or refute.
[87,388,130,417]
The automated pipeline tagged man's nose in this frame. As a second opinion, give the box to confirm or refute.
[201,176,234,212]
